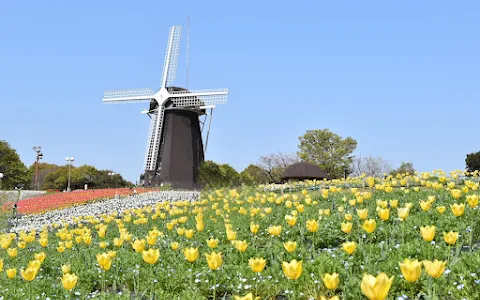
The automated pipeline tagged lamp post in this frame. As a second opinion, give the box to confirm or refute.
[0,173,4,190]
[65,157,75,192]
[33,146,43,190]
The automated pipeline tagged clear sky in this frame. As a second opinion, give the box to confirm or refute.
[1,1,479,183]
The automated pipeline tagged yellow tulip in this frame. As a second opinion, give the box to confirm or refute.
[131,239,146,253]
[57,244,66,253]
[423,259,446,278]
[113,237,123,247]
[39,238,48,247]
[183,247,199,263]
[83,235,92,245]
[207,238,219,249]
[234,293,254,300]
[20,267,38,281]
[420,226,436,242]
[28,260,42,271]
[283,241,297,253]
[233,240,248,252]
[248,257,266,273]
[61,273,78,291]
[420,200,432,211]
[96,252,113,271]
[185,229,194,239]
[6,268,16,279]
[65,240,73,249]
[450,203,465,217]
[170,241,179,250]
[146,235,157,246]
[226,230,237,241]
[342,241,357,255]
[99,241,108,249]
[196,221,205,232]
[268,225,282,236]
[436,206,446,214]
[18,241,26,249]
[450,189,462,199]
[397,207,410,220]
[362,219,377,233]
[322,272,340,290]
[341,222,353,234]
[357,209,368,220]
[142,248,160,265]
[285,215,297,227]
[320,296,340,300]
[377,208,390,221]
[466,195,479,208]
[205,251,223,270]
[250,223,259,234]
[389,200,398,208]
[361,272,394,300]
[0,258,2,272]
[306,220,319,233]
[399,259,422,282]
[344,213,353,221]
[61,264,71,274]
[7,248,18,258]
[443,231,459,245]
[282,259,302,280]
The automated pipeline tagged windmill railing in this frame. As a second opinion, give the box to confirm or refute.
[170,89,228,95]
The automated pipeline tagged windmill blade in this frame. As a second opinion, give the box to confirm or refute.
[160,26,182,88]
[103,88,154,104]
[170,89,228,107]
[143,106,165,171]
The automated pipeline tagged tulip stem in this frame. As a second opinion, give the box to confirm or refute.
[213,273,217,300]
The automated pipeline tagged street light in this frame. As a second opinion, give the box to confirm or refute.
[0,173,4,189]
[65,157,75,192]
[33,146,43,190]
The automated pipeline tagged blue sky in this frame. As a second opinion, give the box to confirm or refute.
[1,1,479,182]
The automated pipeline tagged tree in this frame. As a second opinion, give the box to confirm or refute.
[240,164,270,186]
[0,140,31,189]
[390,162,416,177]
[198,161,241,188]
[257,152,300,183]
[351,155,393,178]
[28,162,60,190]
[466,151,480,173]
[298,129,357,179]
[42,164,132,190]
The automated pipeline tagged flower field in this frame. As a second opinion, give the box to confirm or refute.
[0,171,480,299]
[1,188,150,214]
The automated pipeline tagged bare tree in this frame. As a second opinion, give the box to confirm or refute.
[257,152,300,182]
[351,155,392,178]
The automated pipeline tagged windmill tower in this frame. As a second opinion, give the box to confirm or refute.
[102,25,228,189]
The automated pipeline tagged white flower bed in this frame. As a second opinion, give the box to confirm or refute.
[9,191,200,233]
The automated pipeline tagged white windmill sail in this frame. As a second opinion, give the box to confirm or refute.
[102,24,229,177]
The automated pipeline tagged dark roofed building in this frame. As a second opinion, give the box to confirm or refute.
[280,161,328,182]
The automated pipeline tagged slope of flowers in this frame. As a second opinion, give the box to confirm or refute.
[2,188,150,214]
[9,191,201,233]
[0,171,479,299]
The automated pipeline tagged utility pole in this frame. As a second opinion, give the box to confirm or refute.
[33,146,43,190]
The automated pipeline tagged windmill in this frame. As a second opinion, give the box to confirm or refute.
[102,25,228,189]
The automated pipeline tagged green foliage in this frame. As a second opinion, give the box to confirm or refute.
[0,140,32,189]
[466,151,480,173]
[43,164,132,191]
[390,162,416,177]
[198,160,241,188]
[240,164,270,186]
[298,129,357,179]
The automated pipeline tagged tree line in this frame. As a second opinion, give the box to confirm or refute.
[0,140,132,190]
